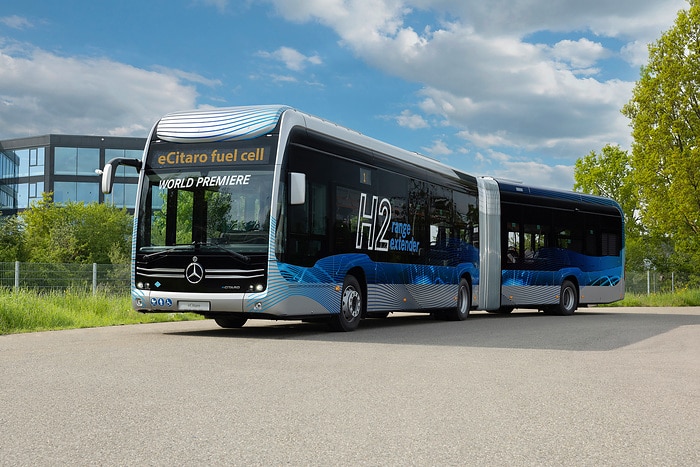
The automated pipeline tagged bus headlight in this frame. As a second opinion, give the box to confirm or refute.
[255,284,264,292]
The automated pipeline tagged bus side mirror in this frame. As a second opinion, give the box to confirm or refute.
[290,172,306,205]
[100,157,141,194]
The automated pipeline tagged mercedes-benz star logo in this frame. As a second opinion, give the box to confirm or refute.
[185,262,205,284]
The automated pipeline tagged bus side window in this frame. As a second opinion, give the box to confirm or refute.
[310,183,327,235]
[524,223,547,258]
[289,187,309,235]
[454,190,478,248]
[602,232,619,256]
[409,179,428,261]
[334,185,361,253]
[506,222,520,263]
[288,182,327,264]
[428,184,453,267]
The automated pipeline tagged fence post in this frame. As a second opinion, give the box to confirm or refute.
[672,272,675,293]
[92,263,97,295]
[15,261,19,290]
[647,270,650,295]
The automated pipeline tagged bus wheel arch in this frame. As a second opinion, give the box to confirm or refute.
[329,269,366,332]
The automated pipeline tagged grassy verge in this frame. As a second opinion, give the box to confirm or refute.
[607,288,700,307]
[0,289,201,335]
[3,288,699,335]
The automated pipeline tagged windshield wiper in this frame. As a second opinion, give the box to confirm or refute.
[141,244,193,260]
[193,242,251,263]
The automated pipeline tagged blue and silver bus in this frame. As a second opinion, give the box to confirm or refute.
[101,105,624,331]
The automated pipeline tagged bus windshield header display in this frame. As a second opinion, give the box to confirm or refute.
[148,146,270,168]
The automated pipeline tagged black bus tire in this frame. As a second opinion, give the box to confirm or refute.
[330,275,363,331]
[557,280,578,316]
[214,316,247,328]
[446,278,471,321]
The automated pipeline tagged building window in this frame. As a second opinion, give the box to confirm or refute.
[30,148,45,176]
[106,148,143,162]
[28,182,44,201]
[17,150,30,177]
[54,147,100,176]
[105,148,140,208]
[106,182,138,208]
[54,181,99,204]
[11,147,46,177]
[0,190,14,210]
[1,150,18,180]
[17,183,28,209]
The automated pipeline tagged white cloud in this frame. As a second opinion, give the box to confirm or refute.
[151,66,222,88]
[493,160,575,191]
[621,40,651,67]
[268,0,672,166]
[271,74,299,83]
[422,139,452,156]
[270,0,410,46]
[257,46,323,71]
[460,146,575,189]
[0,16,34,30]
[549,38,610,70]
[0,44,202,138]
[396,109,429,129]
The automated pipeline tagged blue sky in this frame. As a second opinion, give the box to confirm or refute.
[0,0,688,189]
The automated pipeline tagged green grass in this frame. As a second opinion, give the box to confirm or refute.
[608,288,700,307]
[0,289,201,335]
[3,287,700,335]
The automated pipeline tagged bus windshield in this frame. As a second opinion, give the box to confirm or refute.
[137,167,274,255]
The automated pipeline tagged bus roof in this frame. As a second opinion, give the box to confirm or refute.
[493,178,623,211]
[153,105,621,210]
[155,105,291,143]
[154,104,473,185]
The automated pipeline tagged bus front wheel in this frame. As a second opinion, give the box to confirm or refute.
[214,316,248,328]
[330,275,363,331]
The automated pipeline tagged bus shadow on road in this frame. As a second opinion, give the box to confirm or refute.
[167,309,700,351]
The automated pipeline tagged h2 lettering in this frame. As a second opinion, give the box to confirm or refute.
[355,193,391,252]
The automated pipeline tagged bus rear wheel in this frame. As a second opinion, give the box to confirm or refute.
[555,280,578,316]
[446,278,471,321]
[330,275,363,332]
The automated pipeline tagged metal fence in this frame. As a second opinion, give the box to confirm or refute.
[0,261,687,297]
[0,262,129,294]
[625,269,686,295]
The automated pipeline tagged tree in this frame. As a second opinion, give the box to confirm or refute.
[573,145,650,271]
[622,0,700,276]
[20,193,132,264]
[574,145,638,233]
[0,216,26,262]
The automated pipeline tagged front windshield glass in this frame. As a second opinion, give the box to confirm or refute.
[137,142,275,255]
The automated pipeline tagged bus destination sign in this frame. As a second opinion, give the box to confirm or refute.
[152,147,269,167]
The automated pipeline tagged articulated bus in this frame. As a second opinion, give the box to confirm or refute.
[102,105,624,331]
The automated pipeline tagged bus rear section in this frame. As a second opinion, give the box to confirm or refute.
[479,177,625,315]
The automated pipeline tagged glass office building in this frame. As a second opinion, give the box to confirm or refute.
[0,134,145,217]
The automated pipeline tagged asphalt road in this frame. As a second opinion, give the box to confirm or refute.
[1,307,698,466]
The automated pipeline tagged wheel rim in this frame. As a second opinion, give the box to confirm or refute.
[342,286,361,320]
[562,286,575,311]
[458,285,469,314]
